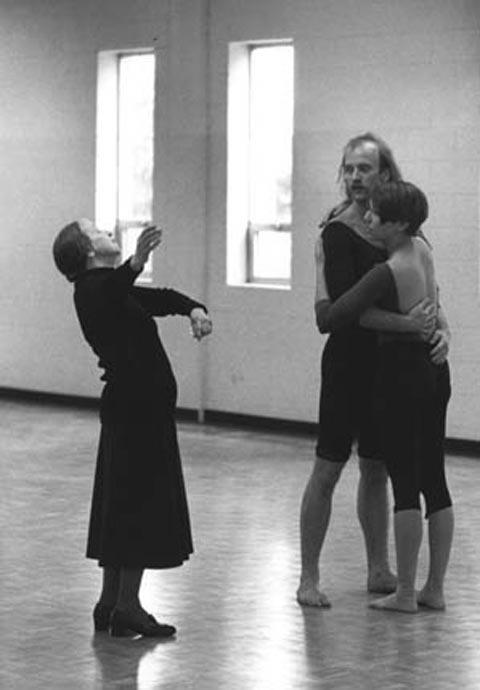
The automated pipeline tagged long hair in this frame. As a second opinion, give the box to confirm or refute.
[52,221,92,282]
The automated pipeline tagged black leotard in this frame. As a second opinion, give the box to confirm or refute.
[315,220,386,462]
[317,256,452,516]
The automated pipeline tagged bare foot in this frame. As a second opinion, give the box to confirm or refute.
[296,584,331,608]
[369,593,418,613]
[367,571,397,594]
[417,588,446,611]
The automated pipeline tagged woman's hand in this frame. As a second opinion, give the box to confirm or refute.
[130,225,162,272]
[190,308,212,341]
[406,298,436,340]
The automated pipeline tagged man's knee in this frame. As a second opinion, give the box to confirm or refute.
[311,456,345,495]
[358,457,388,485]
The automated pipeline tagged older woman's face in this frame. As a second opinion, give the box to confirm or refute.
[78,218,120,258]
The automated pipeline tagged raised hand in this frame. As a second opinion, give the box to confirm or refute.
[130,225,162,272]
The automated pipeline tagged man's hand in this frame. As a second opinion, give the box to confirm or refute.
[315,299,331,333]
[314,235,329,303]
[130,225,162,273]
[429,328,450,365]
[407,298,436,340]
[190,308,212,341]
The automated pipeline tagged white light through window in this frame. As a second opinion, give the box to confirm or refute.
[249,45,293,227]
[118,53,155,276]
[227,42,294,287]
[248,45,293,284]
[118,54,154,225]
[96,50,155,281]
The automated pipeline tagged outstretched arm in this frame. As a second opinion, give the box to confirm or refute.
[130,225,213,338]
[135,285,212,341]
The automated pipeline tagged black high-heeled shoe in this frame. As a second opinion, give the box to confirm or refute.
[93,602,114,632]
[110,609,176,638]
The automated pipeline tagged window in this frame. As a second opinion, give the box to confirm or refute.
[96,50,155,281]
[227,42,294,287]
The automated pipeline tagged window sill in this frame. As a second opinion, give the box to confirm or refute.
[228,281,291,291]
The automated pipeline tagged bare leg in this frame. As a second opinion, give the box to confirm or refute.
[98,566,120,607]
[370,509,421,613]
[418,506,454,610]
[358,457,396,593]
[297,457,344,607]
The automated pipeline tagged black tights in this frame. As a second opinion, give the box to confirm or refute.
[377,343,452,519]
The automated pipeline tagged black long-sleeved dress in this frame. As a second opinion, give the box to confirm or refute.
[73,260,205,568]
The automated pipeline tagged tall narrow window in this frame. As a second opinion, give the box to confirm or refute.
[227,42,294,287]
[96,50,155,281]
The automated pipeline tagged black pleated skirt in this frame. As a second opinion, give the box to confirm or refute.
[86,414,193,569]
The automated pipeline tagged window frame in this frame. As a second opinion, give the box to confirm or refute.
[227,40,294,289]
[246,222,292,286]
[95,48,156,282]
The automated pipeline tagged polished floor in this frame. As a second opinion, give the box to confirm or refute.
[1,399,480,689]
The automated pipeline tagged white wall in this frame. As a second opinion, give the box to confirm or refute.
[0,0,208,406]
[206,0,480,440]
[0,0,479,440]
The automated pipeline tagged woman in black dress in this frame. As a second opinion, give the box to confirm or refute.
[53,219,212,636]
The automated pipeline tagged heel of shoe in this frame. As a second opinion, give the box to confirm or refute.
[109,610,136,638]
[109,609,176,638]
[110,623,134,637]
[93,603,114,632]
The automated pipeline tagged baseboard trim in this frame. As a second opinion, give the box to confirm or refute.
[0,388,478,457]
[0,387,100,409]
[203,409,316,437]
[443,437,480,458]
[0,387,200,421]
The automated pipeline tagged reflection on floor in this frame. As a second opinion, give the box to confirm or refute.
[1,399,480,689]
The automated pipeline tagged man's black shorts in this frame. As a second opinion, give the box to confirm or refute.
[315,332,381,463]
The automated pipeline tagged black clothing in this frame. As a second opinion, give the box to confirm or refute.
[320,263,399,335]
[74,261,202,424]
[320,260,452,517]
[377,342,451,517]
[74,260,204,568]
[315,221,386,462]
[87,419,193,567]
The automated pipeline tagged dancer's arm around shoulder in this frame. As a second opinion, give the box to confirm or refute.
[313,226,433,337]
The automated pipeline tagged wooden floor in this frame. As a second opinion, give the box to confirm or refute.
[2,399,480,689]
